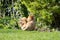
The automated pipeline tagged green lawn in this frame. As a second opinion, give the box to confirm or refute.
[0,29,60,40]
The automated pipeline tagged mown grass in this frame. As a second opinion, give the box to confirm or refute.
[0,29,60,40]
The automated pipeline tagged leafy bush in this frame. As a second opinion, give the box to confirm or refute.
[0,24,4,29]
[0,0,60,31]
[21,0,60,29]
[0,16,19,29]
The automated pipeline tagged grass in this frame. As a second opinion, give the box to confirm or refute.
[0,29,60,40]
